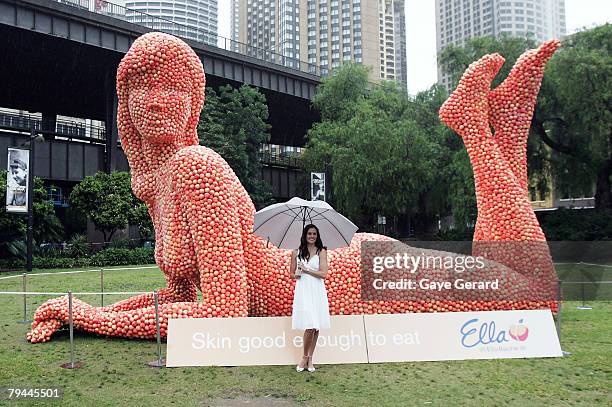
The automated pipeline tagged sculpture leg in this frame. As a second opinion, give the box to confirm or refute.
[488,39,561,195]
[100,276,198,312]
[26,297,245,343]
[439,53,556,305]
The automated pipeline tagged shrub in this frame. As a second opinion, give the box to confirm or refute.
[538,208,612,241]
[66,234,91,258]
[89,247,155,267]
[32,257,91,269]
[109,237,130,249]
[0,247,155,271]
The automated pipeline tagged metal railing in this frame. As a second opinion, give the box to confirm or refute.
[259,151,303,168]
[57,0,329,77]
[0,111,106,141]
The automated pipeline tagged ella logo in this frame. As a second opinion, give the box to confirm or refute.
[508,319,529,342]
[460,318,529,348]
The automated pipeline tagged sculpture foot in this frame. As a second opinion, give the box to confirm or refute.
[439,53,505,139]
[26,319,63,343]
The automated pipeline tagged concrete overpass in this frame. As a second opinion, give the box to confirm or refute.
[0,0,320,200]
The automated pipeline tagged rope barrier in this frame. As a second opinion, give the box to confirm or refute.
[0,265,159,280]
[0,291,151,295]
[560,281,612,284]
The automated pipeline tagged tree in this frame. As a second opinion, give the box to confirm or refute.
[198,84,274,209]
[0,171,63,258]
[69,171,135,242]
[303,64,441,232]
[439,26,612,209]
[128,202,154,240]
[536,24,612,209]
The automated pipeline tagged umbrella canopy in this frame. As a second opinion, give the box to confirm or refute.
[253,197,358,250]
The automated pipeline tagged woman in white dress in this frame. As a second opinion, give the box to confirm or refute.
[290,224,330,373]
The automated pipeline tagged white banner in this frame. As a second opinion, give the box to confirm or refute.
[363,309,562,362]
[165,310,561,367]
[310,172,325,201]
[6,148,29,213]
[166,315,367,367]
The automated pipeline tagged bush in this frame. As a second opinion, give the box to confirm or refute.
[0,258,25,271]
[109,237,130,249]
[67,234,91,258]
[538,208,612,241]
[89,247,155,267]
[33,257,91,269]
[0,247,155,271]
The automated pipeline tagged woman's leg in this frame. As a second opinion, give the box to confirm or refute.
[299,329,313,368]
[307,329,320,368]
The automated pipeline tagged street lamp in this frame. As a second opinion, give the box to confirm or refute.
[20,125,45,272]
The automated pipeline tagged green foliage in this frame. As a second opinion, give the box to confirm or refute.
[33,179,64,244]
[0,247,155,270]
[128,203,154,240]
[538,209,612,241]
[304,64,450,230]
[69,171,138,242]
[538,24,612,208]
[109,237,130,249]
[312,62,370,121]
[198,84,274,209]
[88,247,154,266]
[0,171,63,259]
[66,234,91,258]
[440,25,612,209]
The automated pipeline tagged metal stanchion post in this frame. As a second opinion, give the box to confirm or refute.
[556,281,571,357]
[100,268,104,307]
[18,273,31,323]
[61,291,84,368]
[148,291,165,368]
[577,282,592,310]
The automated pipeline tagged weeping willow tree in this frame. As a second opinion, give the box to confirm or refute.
[302,64,442,233]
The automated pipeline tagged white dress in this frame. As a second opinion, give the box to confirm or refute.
[292,252,331,330]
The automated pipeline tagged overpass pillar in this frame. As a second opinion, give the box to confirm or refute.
[41,112,56,132]
[104,67,119,173]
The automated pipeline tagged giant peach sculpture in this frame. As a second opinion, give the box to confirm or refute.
[26,33,559,343]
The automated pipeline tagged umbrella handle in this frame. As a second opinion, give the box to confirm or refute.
[266,237,269,248]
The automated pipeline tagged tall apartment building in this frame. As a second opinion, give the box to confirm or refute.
[435,0,566,90]
[231,0,408,89]
[125,0,218,45]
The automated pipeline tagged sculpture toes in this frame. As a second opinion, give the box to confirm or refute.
[439,53,505,133]
[535,39,561,62]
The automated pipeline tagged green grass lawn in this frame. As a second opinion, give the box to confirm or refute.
[0,265,610,407]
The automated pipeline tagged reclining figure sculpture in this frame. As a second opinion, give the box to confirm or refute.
[27,33,559,343]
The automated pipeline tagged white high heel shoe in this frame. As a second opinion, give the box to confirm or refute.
[296,355,308,372]
[307,356,315,372]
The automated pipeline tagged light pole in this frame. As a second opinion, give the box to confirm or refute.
[21,125,44,272]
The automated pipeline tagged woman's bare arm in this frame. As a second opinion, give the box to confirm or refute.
[302,250,328,279]
[290,250,300,279]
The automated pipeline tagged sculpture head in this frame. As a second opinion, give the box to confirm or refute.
[116,32,205,149]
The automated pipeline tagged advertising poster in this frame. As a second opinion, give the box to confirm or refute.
[5,148,29,214]
[311,172,325,201]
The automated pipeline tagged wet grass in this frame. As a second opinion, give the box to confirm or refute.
[0,265,610,406]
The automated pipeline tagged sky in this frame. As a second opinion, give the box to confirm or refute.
[217,0,611,95]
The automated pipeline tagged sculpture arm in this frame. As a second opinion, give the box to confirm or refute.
[177,150,249,317]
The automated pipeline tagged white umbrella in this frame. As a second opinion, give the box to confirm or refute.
[253,197,358,250]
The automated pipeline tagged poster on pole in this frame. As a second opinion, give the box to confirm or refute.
[6,148,29,213]
[311,172,325,201]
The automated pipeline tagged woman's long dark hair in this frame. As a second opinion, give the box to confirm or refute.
[297,224,326,261]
